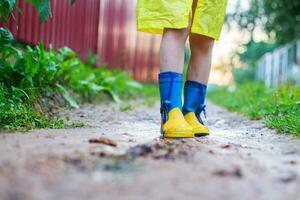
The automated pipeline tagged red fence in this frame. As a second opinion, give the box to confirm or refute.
[0,0,161,82]
[98,0,161,82]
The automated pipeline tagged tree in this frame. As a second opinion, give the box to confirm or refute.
[262,0,300,44]
[227,0,300,45]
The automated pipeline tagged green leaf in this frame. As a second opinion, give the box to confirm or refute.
[37,0,51,23]
[68,0,76,5]
[0,0,16,23]
[11,86,29,100]
[6,0,16,12]
[56,84,79,109]
[126,81,143,89]
[27,0,51,23]
[88,83,106,92]
[0,28,14,45]
[44,61,59,81]
[109,91,121,103]
[59,47,76,57]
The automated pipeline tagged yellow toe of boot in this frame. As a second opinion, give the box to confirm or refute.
[184,112,209,137]
[162,108,194,138]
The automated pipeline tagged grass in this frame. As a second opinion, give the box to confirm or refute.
[0,83,65,131]
[207,83,300,137]
[0,28,156,131]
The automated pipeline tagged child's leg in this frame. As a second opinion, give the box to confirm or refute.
[187,34,214,83]
[187,0,214,83]
[158,26,194,138]
[182,34,214,136]
[159,27,190,73]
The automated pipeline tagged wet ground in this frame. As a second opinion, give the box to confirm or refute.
[0,101,300,200]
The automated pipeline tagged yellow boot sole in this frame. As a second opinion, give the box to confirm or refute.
[162,130,194,138]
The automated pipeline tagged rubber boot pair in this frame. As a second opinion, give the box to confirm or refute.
[159,71,209,138]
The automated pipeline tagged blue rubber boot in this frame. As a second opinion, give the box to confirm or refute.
[183,80,209,137]
[159,72,193,138]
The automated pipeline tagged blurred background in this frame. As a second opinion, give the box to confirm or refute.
[212,0,300,86]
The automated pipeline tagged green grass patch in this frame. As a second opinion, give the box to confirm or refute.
[207,83,300,137]
[0,28,155,131]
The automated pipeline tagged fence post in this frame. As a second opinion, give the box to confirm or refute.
[265,53,272,87]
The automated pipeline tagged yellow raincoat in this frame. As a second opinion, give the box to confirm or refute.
[136,0,228,40]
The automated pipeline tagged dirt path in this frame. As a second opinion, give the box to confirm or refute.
[0,101,300,200]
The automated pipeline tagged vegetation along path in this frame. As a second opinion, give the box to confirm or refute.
[0,101,300,200]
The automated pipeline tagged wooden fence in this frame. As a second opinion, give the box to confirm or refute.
[256,41,300,86]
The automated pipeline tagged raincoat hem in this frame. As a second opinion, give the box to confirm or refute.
[137,23,220,40]
[190,27,220,40]
[137,19,189,35]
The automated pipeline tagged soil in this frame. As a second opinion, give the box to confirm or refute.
[0,101,299,200]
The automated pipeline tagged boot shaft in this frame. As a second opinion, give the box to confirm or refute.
[182,80,207,115]
[158,71,183,112]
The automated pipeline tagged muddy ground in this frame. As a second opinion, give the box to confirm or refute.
[0,101,300,200]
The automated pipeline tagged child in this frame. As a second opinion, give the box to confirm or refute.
[137,0,228,138]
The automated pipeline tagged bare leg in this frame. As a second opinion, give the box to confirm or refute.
[187,34,214,84]
[159,26,190,73]
[187,0,214,84]
[158,26,194,138]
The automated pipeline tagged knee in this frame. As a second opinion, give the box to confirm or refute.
[163,27,190,45]
[190,34,214,53]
